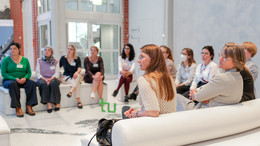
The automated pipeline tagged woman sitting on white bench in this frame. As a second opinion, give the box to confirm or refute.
[123,44,177,118]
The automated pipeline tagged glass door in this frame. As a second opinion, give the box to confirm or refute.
[67,22,120,78]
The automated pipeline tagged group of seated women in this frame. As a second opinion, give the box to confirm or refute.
[1,43,105,117]
[124,42,258,118]
[1,41,257,118]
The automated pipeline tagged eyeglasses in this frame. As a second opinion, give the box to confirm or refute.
[124,47,130,50]
[218,53,229,61]
[201,52,209,55]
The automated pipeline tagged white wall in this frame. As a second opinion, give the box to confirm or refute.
[129,0,260,96]
[129,0,166,77]
[173,0,260,96]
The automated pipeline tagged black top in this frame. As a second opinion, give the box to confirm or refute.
[239,68,255,102]
[59,56,81,77]
[84,56,104,82]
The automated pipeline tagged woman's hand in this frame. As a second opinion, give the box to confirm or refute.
[73,72,78,79]
[124,108,135,118]
[189,89,197,100]
[16,78,26,84]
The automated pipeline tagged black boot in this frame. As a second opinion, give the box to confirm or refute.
[128,93,137,100]
[112,90,118,97]
[124,97,129,103]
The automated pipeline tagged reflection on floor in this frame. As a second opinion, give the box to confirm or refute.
[1,80,139,146]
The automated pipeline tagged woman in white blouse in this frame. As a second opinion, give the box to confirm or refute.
[112,43,136,98]
[185,46,219,98]
[123,44,176,118]
[175,48,196,96]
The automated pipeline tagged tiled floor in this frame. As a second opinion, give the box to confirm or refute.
[1,80,139,146]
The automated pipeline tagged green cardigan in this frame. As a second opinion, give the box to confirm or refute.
[1,56,32,80]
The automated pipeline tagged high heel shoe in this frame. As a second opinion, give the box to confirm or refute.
[67,92,72,98]
[77,102,83,109]
[47,109,52,113]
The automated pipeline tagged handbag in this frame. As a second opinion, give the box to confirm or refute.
[88,118,120,146]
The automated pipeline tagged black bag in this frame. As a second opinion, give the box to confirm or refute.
[88,118,120,146]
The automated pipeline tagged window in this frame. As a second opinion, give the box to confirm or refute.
[66,0,78,10]
[110,0,120,13]
[96,0,107,12]
[39,22,51,57]
[68,22,89,65]
[37,0,51,15]
[81,0,93,11]
[67,22,119,77]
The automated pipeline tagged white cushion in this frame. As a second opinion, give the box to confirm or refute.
[112,99,260,146]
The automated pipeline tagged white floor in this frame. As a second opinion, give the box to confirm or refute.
[1,80,139,146]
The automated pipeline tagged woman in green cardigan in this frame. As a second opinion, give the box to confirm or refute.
[1,42,38,117]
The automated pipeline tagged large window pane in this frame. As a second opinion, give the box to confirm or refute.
[101,52,118,76]
[96,0,107,12]
[110,0,120,13]
[92,24,118,50]
[81,0,93,11]
[68,22,88,65]
[66,0,78,10]
[40,25,48,48]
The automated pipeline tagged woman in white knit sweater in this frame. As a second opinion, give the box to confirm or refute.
[123,44,176,118]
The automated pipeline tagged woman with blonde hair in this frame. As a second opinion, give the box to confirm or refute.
[240,42,258,81]
[189,43,249,108]
[36,46,61,113]
[123,44,176,118]
[60,44,83,109]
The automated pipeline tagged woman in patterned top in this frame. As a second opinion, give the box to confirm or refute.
[123,44,176,118]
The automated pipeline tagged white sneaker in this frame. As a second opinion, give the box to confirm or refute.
[90,92,95,99]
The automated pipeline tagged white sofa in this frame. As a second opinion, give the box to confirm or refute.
[0,70,108,115]
[0,115,10,146]
[82,98,260,146]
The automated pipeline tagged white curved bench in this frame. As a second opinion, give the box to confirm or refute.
[111,99,260,146]
[0,115,10,146]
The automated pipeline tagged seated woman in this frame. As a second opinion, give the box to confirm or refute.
[1,42,38,117]
[126,45,177,102]
[60,44,83,109]
[160,45,177,80]
[240,42,258,81]
[185,46,219,98]
[175,48,196,95]
[84,46,104,102]
[189,43,247,108]
[112,43,136,98]
[123,44,176,118]
[36,46,61,113]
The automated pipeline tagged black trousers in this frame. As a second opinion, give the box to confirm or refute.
[37,79,61,104]
[176,85,190,98]
[3,79,38,108]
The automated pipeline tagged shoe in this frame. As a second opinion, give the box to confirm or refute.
[90,92,95,99]
[112,90,118,97]
[15,107,24,117]
[26,105,36,116]
[124,97,129,104]
[47,109,52,113]
[67,92,72,98]
[128,93,137,100]
[77,102,83,109]
[54,107,60,111]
